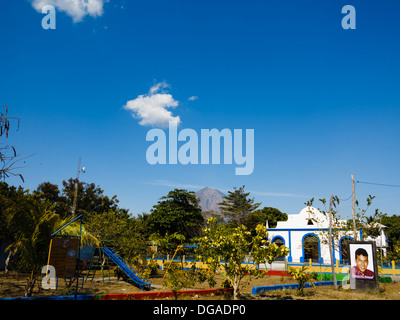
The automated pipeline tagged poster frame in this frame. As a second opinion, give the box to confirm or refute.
[348,240,379,291]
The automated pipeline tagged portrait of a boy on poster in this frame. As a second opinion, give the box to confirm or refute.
[349,243,375,281]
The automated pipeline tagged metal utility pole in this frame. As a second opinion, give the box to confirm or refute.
[351,173,357,240]
[72,157,82,218]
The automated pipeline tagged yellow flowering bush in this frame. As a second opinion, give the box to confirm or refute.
[196,217,290,300]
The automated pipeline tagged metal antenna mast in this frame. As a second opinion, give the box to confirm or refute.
[72,157,81,218]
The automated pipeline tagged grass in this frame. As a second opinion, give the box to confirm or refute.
[255,282,400,300]
[1,270,399,300]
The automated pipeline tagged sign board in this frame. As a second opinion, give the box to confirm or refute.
[47,237,79,277]
[348,241,379,291]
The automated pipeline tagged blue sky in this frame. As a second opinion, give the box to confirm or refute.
[1,0,400,219]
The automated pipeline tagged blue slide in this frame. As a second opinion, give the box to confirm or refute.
[101,247,152,290]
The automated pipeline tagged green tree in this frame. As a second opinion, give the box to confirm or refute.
[33,182,70,219]
[150,232,186,256]
[0,182,27,242]
[287,266,313,296]
[163,264,197,300]
[1,183,99,297]
[387,240,400,261]
[197,217,289,300]
[218,186,260,226]
[379,213,400,260]
[243,207,287,233]
[31,179,127,221]
[305,194,378,290]
[61,178,126,222]
[85,209,149,266]
[1,194,59,296]
[0,182,29,273]
[381,214,400,252]
[146,189,204,241]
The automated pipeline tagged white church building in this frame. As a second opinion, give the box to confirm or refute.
[267,206,362,265]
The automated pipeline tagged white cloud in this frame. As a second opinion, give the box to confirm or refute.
[124,82,181,128]
[31,0,106,23]
[188,96,198,101]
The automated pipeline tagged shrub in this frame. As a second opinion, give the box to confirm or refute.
[287,266,313,296]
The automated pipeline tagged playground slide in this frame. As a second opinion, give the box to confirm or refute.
[101,247,152,290]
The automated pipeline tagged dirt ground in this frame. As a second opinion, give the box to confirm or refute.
[1,270,399,300]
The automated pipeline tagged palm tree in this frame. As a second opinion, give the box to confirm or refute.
[1,194,99,296]
[2,194,59,296]
[55,217,99,246]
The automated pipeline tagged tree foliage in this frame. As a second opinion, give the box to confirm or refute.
[146,189,204,241]
[305,194,380,247]
[31,179,127,222]
[218,185,261,226]
[61,178,126,221]
[381,214,400,259]
[287,266,313,296]
[243,207,288,233]
[1,194,59,296]
[196,217,289,300]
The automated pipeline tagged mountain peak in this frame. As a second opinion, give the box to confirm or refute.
[196,187,225,213]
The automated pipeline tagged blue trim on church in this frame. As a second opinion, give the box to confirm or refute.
[267,227,362,264]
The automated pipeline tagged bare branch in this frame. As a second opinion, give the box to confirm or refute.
[0,104,29,182]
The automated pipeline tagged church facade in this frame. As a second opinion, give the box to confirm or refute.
[267,206,361,264]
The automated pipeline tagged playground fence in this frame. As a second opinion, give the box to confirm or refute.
[146,254,400,276]
[286,258,400,276]
[147,253,254,270]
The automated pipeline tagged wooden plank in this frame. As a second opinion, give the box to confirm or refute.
[48,238,79,277]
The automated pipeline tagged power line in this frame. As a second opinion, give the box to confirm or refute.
[339,193,353,201]
[339,178,400,202]
[356,181,400,188]
[338,175,357,202]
